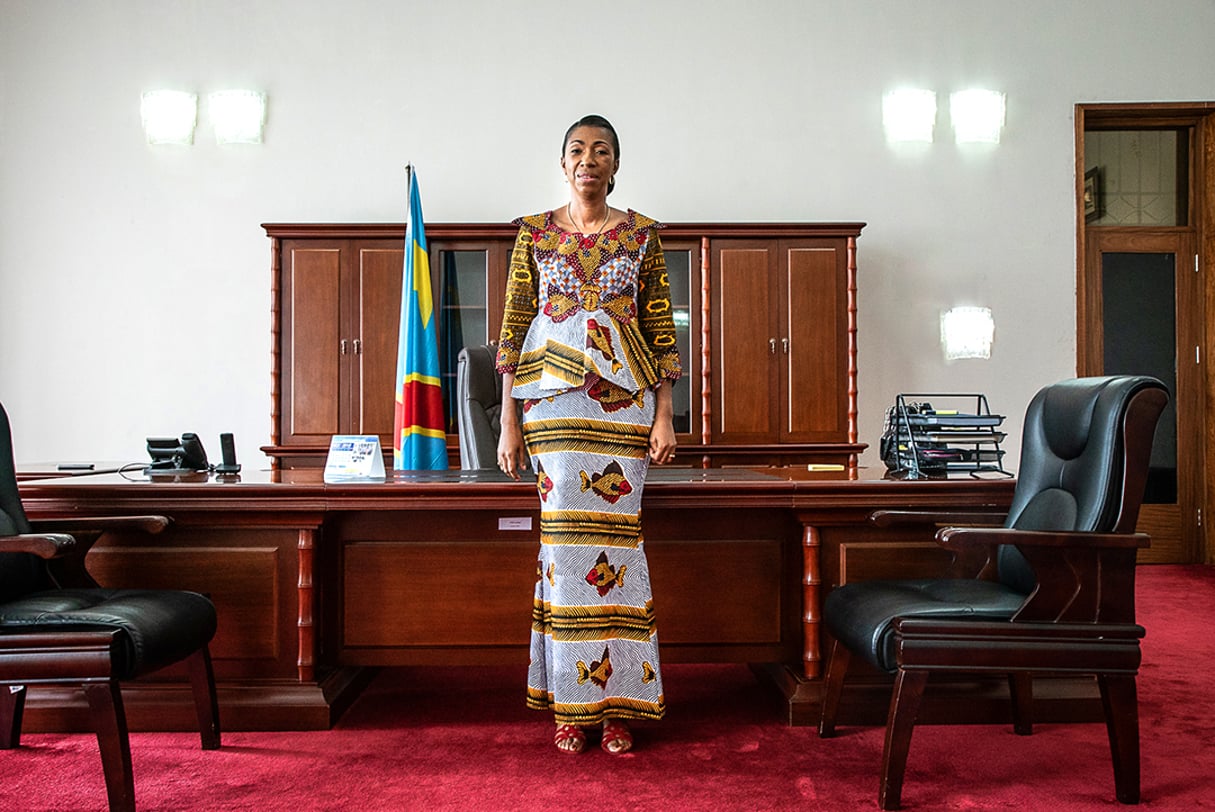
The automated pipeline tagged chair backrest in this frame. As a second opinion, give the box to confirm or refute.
[456,345,505,470]
[0,402,52,602]
[997,375,1169,594]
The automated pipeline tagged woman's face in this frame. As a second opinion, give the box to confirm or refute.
[561,126,618,198]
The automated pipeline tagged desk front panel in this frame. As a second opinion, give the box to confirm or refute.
[81,514,314,683]
[331,506,802,666]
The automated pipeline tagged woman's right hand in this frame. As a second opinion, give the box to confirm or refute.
[497,421,527,480]
[497,371,527,480]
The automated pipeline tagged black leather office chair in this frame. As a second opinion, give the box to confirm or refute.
[0,401,220,812]
[456,344,509,470]
[818,376,1168,809]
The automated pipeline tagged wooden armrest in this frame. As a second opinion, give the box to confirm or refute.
[30,515,170,535]
[0,533,78,558]
[869,509,1006,528]
[937,526,1150,550]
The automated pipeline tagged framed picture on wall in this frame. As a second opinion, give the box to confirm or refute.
[1084,167,1101,222]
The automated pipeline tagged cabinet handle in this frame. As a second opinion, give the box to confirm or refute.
[769,338,776,354]
[782,337,789,354]
[340,339,348,355]
[353,339,362,355]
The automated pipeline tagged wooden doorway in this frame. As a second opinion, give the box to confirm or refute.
[1076,103,1214,564]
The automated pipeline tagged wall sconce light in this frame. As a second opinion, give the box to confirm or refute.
[882,88,937,143]
[950,89,1006,144]
[941,306,995,360]
[140,90,198,145]
[208,90,267,144]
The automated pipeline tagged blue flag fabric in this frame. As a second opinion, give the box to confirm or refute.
[393,169,448,470]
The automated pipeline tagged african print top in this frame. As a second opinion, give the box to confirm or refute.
[495,209,682,398]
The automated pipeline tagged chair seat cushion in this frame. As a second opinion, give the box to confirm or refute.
[824,579,1026,673]
[0,588,217,679]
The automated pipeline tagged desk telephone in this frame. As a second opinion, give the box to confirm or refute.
[146,432,240,475]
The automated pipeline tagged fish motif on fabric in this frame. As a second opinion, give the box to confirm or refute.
[642,662,657,684]
[587,377,645,413]
[546,562,556,586]
[585,550,627,596]
[586,318,623,373]
[536,461,553,502]
[576,646,613,689]
[579,460,633,504]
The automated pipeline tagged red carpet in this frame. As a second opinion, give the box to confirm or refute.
[2,564,1213,811]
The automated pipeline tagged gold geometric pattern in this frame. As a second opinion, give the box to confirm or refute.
[531,599,657,642]
[521,417,650,458]
[540,509,642,548]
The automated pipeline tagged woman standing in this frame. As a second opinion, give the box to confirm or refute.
[495,115,681,755]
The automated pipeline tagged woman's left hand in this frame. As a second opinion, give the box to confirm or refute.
[649,417,676,464]
[649,381,677,464]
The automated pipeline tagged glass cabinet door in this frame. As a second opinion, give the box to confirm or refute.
[434,247,490,434]
[661,240,700,439]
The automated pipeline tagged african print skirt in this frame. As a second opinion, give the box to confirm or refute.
[521,376,665,725]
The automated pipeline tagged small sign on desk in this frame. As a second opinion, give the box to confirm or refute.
[323,436,386,482]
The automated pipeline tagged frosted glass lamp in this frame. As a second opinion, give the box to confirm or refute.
[950,90,1006,144]
[209,90,267,144]
[140,90,198,145]
[882,89,937,143]
[941,306,995,360]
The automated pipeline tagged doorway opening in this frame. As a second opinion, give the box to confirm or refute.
[1076,102,1214,564]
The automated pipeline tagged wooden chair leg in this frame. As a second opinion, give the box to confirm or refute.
[83,681,135,812]
[879,669,928,811]
[186,645,221,750]
[818,639,851,738]
[1098,674,1141,804]
[0,685,27,749]
[1009,673,1033,735]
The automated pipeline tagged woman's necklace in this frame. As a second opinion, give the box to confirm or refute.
[567,202,611,235]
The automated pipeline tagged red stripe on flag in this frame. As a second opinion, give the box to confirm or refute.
[399,380,446,429]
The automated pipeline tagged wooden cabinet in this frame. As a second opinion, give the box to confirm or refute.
[277,237,403,450]
[710,237,852,446]
[265,222,863,469]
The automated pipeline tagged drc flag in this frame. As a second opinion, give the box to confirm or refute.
[393,169,448,470]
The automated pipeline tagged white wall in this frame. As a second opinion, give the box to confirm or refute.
[2,0,1213,470]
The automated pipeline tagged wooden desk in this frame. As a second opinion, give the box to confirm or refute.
[18,466,1015,731]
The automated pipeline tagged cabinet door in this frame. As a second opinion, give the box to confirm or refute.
[431,239,511,434]
[711,239,781,443]
[352,242,405,441]
[280,240,343,446]
[659,239,701,439]
[279,239,403,447]
[780,239,849,442]
[711,238,850,445]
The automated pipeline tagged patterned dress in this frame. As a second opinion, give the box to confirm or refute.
[495,210,682,725]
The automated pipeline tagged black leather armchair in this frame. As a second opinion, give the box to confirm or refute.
[818,376,1168,809]
[0,402,220,812]
[456,344,509,470]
